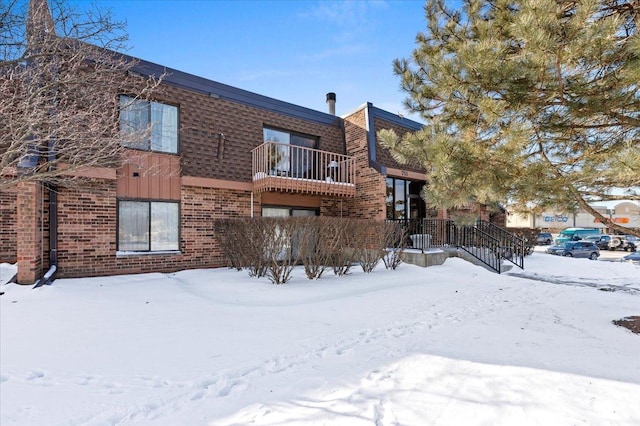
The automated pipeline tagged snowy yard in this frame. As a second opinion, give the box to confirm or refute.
[1,251,639,425]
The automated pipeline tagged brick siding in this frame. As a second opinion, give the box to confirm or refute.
[0,189,17,263]
[16,181,43,283]
[373,117,426,175]
[51,179,257,278]
[155,85,345,183]
[343,108,391,220]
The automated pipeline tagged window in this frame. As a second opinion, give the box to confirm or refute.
[261,207,318,260]
[263,127,317,178]
[118,201,179,252]
[262,207,318,217]
[386,178,426,220]
[119,95,178,154]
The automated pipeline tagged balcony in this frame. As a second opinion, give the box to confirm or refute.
[252,142,356,197]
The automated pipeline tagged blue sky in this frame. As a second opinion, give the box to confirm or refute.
[69,0,436,118]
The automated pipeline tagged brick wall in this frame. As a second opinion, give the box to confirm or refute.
[52,179,257,278]
[155,84,345,183]
[343,108,387,220]
[373,117,426,174]
[16,181,43,283]
[7,76,378,281]
[56,179,118,278]
[0,189,17,263]
[179,185,253,269]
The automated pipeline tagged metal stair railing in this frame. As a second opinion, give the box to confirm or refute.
[456,224,503,273]
[474,220,525,269]
[388,218,525,274]
[388,219,457,252]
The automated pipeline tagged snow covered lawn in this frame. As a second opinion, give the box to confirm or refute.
[1,252,639,425]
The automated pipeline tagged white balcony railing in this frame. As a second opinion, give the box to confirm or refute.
[252,142,355,197]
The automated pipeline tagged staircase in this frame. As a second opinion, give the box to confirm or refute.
[392,219,526,274]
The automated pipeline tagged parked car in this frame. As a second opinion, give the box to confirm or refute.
[584,234,612,250]
[536,232,553,245]
[621,250,640,265]
[609,235,639,251]
[546,241,600,260]
[554,228,600,244]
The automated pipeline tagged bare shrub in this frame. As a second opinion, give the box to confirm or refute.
[382,221,407,270]
[323,218,357,276]
[352,220,387,273]
[507,228,539,256]
[261,218,297,284]
[215,218,268,277]
[295,217,328,280]
[217,217,406,284]
[214,219,243,271]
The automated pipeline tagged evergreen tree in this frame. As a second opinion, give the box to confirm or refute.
[380,0,640,236]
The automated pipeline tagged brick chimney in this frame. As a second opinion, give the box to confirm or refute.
[27,0,56,45]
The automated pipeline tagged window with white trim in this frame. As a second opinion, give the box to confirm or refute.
[118,201,179,252]
[119,95,178,154]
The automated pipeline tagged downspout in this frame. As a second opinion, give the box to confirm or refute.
[34,139,58,288]
[46,138,58,284]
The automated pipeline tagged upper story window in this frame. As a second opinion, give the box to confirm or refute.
[263,127,318,178]
[119,95,178,154]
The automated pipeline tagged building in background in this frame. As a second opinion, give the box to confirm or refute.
[506,200,640,232]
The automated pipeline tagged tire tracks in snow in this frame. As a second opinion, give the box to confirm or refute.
[506,272,640,295]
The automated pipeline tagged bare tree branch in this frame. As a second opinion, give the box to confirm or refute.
[1,0,161,191]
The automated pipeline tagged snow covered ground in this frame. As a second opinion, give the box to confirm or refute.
[1,250,639,425]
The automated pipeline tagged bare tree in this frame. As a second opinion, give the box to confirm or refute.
[0,0,160,191]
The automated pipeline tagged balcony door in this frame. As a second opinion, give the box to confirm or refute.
[263,128,317,178]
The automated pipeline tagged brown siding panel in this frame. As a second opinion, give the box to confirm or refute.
[261,193,322,209]
[117,152,180,200]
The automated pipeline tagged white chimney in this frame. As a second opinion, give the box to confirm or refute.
[326,92,336,115]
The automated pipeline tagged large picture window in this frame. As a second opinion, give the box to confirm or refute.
[118,201,179,252]
[119,95,178,154]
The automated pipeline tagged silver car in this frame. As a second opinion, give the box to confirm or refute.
[546,241,600,260]
[621,250,640,265]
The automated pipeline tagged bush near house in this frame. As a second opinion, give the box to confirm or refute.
[215,217,407,284]
[507,228,541,256]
